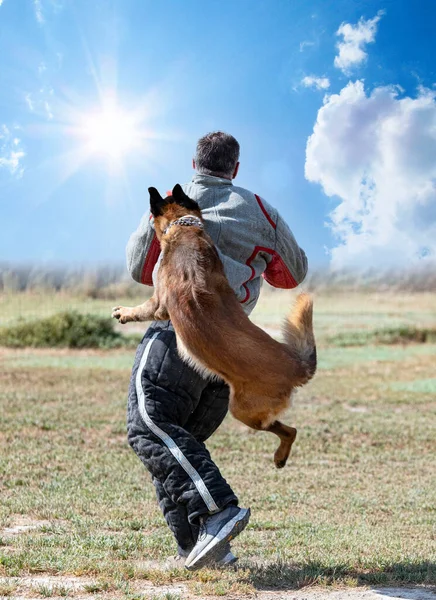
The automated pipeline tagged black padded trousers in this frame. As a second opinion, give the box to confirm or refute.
[127,320,238,554]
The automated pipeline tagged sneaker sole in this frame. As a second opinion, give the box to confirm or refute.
[185,508,250,571]
[217,552,238,568]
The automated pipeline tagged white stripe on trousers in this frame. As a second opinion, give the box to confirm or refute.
[135,331,220,513]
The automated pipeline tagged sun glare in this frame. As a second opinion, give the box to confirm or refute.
[81,104,139,160]
[59,89,165,188]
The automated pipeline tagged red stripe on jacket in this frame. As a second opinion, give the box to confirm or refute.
[241,246,298,304]
[255,194,276,229]
[263,252,298,288]
[140,235,161,285]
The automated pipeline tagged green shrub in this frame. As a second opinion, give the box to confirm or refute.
[327,325,436,347]
[0,311,141,349]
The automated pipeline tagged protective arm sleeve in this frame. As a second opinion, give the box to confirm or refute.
[126,213,161,285]
[263,214,308,288]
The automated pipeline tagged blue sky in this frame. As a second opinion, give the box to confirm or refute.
[1,0,435,269]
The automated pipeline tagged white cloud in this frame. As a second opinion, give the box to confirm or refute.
[25,93,35,112]
[33,0,65,24]
[0,125,25,177]
[34,0,44,23]
[25,88,54,120]
[299,40,315,52]
[334,11,384,74]
[301,75,330,90]
[44,100,54,120]
[305,81,436,268]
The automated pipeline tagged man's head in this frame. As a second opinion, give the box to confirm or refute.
[193,131,240,180]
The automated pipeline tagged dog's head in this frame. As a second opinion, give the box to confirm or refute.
[148,184,202,239]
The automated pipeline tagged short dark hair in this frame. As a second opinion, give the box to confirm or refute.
[195,131,240,179]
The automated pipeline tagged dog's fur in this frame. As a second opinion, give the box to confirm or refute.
[113,185,316,468]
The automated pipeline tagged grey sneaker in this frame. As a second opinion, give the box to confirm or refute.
[207,542,238,568]
[219,548,238,568]
[184,506,250,571]
[174,543,237,568]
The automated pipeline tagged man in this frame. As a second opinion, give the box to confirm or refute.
[125,132,308,570]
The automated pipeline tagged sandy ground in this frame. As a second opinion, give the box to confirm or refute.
[0,573,435,600]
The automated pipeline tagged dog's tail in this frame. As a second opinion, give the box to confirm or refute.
[282,293,317,384]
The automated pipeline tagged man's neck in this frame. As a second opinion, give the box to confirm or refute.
[196,170,232,181]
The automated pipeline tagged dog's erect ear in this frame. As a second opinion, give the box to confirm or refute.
[171,184,201,212]
[148,187,167,217]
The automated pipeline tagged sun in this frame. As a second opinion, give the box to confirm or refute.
[53,89,167,189]
[80,103,140,160]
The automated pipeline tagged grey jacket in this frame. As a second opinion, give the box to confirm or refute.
[126,173,308,315]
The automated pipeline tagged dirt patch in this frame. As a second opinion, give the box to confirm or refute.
[344,404,369,413]
[1,516,67,539]
[0,575,95,599]
[0,576,434,600]
[250,590,436,600]
[0,574,187,599]
[1,516,52,537]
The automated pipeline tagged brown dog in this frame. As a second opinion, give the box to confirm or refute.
[113,185,316,468]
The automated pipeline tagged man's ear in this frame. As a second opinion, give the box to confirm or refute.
[172,184,201,212]
[232,162,240,179]
[148,187,167,217]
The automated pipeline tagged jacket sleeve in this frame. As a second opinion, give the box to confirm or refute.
[126,213,161,285]
[263,214,308,289]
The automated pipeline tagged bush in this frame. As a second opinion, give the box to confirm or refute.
[327,325,436,347]
[0,311,141,349]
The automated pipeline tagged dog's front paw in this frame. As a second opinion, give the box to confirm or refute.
[112,306,133,324]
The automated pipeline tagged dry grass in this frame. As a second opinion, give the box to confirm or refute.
[0,290,435,597]
[2,288,436,344]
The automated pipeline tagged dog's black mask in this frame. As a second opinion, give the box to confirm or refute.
[148,184,200,217]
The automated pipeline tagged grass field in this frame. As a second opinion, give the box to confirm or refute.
[2,288,436,342]
[1,290,435,598]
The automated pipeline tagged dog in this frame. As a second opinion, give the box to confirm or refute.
[112,184,316,468]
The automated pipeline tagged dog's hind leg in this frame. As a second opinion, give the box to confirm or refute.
[266,421,297,469]
[231,404,297,469]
